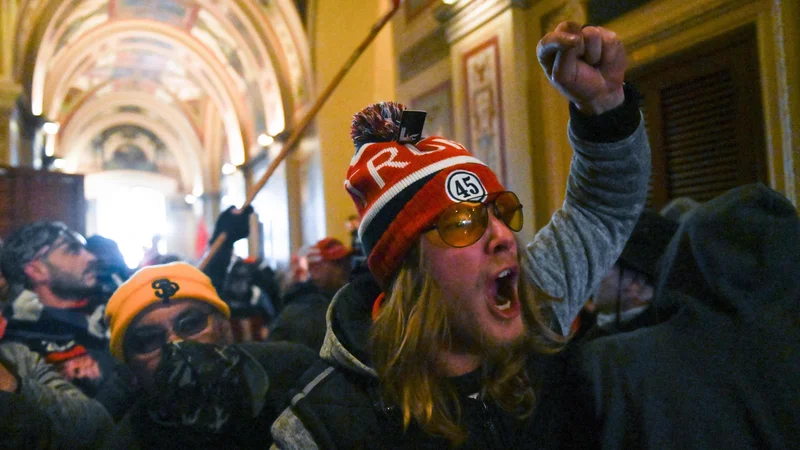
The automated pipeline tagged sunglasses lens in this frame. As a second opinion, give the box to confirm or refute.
[436,202,488,247]
[127,310,211,356]
[174,310,211,337]
[128,329,168,355]
[494,192,523,232]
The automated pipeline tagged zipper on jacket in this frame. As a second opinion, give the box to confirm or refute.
[480,399,506,449]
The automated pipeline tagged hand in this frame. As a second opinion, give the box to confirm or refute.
[211,205,254,243]
[0,361,18,392]
[537,21,627,115]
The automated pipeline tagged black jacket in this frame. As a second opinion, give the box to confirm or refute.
[267,281,332,352]
[565,184,800,449]
[274,273,570,450]
[107,341,318,449]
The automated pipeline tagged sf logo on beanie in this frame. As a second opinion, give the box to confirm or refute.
[446,170,487,202]
[152,279,180,302]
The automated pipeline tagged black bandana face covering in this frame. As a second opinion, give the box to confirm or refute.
[147,341,269,434]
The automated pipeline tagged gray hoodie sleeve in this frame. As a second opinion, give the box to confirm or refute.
[271,406,321,450]
[0,342,113,449]
[524,97,651,336]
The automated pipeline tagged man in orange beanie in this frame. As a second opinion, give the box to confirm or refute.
[104,262,317,449]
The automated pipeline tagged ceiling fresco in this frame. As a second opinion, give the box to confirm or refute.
[12,0,312,195]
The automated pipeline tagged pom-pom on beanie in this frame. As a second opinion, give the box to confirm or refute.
[345,102,505,286]
[105,262,230,362]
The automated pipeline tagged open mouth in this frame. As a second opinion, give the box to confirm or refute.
[493,268,518,313]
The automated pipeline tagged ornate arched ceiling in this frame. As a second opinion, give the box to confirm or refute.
[12,0,312,195]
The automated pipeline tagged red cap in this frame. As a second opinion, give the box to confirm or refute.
[306,238,352,264]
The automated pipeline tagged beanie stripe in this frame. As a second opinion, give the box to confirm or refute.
[360,173,436,260]
[344,120,505,286]
[357,155,487,240]
[366,164,504,283]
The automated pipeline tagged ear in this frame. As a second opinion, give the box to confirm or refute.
[23,260,50,285]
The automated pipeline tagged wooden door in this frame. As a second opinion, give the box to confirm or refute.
[629,26,767,209]
[0,166,86,239]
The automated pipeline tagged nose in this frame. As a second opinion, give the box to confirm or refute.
[81,248,97,263]
[485,211,516,255]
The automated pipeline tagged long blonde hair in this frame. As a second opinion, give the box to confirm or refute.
[369,239,565,445]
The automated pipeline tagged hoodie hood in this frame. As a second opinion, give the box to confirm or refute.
[654,184,800,322]
[319,272,381,378]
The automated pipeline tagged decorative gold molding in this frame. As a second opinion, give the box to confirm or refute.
[540,0,585,35]
[436,0,528,44]
[605,0,758,67]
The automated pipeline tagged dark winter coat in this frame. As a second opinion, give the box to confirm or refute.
[267,281,332,352]
[272,273,573,450]
[564,184,800,449]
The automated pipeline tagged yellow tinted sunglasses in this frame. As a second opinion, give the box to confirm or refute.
[425,191,523,248]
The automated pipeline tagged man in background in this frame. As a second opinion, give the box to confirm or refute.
[267,237,352,352]
[564,184,800,449]
[1,221,115,397]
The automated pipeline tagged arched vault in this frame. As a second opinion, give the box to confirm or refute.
[13,0,312,195]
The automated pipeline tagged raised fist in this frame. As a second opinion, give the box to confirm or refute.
[537,21,627,115]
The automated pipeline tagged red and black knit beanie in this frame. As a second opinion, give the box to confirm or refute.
[345,102,505,285]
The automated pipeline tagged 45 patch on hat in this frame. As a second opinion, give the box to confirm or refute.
[446,170,488,203]
[345,130,505,285]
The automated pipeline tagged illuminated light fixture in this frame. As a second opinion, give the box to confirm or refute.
[221,163,237,175]
[257,133,274,147]
[192,185,204,197]
[442,0,457,4]
[42,122,60,135]
[184,194,197,204]
[52,158,66,169]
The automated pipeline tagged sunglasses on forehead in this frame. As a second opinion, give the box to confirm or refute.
[32,227,87,261]
[126,308,215,356]
[426,191,523,248]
